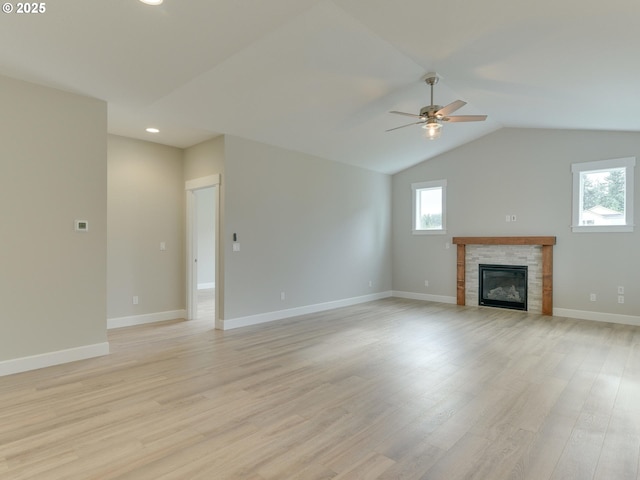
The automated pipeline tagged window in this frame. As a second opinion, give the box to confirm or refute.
[412,179,446,234]
[572,157,635,233]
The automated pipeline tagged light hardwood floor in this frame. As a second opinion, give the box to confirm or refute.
[2,298,640,479]
[197,288,215,322]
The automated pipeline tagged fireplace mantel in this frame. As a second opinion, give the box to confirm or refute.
[452,236,557,315]
[452,236,556,246]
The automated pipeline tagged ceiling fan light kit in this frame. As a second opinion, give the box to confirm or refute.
[422,119,442,140]
[387,73,487,139]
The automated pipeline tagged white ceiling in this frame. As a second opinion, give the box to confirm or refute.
[2,0,639,174]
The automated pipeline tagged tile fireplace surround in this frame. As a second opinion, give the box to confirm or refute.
[452,236,557,315]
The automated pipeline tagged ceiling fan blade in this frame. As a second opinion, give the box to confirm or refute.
[443,115,487,123]
[436,100,466,117]
[386,121,425,132]
[389,110,423,118]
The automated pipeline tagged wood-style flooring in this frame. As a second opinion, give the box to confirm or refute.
[196,288,215,322]
[2,298,640,479]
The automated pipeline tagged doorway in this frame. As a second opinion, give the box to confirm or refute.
[195,187,216,320]
[186,174,220,325]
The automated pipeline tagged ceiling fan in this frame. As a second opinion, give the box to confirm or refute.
[387,73,487,140]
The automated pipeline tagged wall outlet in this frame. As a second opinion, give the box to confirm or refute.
[232,243,240,252]
[75,220,89,232]
[280,292,286,301]
[368,280,373,287]
[590,293,596,302]
[160,241,166,251]
[425,280,429,287]
[618,296,625,304]
[618,286,624,295]
[133,295,139,305]
[505,215,511,222]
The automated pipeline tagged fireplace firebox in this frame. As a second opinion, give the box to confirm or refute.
[479,264,528,311]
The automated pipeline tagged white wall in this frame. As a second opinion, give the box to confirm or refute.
[392,128,640,320]
[0,75,107,364]
[222,136,392,323]
[107,135,185,322]
[196,187,216,287]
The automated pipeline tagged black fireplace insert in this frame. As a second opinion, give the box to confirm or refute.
[479,264,528,311]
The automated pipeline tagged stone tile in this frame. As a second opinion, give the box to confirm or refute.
[465,245,543,314]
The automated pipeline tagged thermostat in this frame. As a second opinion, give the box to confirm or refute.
[75,220,89,232]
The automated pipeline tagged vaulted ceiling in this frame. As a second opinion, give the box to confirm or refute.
[2,0,639,174]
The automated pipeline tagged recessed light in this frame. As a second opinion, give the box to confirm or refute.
[146,127,160,133]
[140,0,163,5]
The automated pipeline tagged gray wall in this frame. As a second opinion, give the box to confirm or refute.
[223,135,392,320]
[183,135,225,181]
[0,75,107,361]
[3,77,636,370]
[107,135,185,319]
[392,128,640,316]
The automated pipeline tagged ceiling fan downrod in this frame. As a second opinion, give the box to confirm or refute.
[425,73,439,108]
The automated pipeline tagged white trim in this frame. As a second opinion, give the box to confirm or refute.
[185,175,221,325]
[412,179,447,234]
[553,308,640,327]
[222,292,392,330]
[392,291,457,304]
[571,156,636,172]
[571,224,634,233]
[412,229,448,236]
[390,294,640,327]
[198,282,215,289]
[107,309,187,329]
[185,174,220,191]
[186,189,197,319]
[571,156,635,232]
[0,342,110,377]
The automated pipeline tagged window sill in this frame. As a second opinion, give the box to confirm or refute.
[571,225,634,233]
[413,229,447,235]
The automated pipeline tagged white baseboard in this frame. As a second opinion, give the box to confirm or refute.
[108,309,187,329]
[198,282,215,290]
[0,342,110,377]
[553,308,640,327]
[392,291,457,304]
[390,294,640,326]
[223,291,393,330]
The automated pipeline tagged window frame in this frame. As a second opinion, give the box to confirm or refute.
[411,179,447,235]
[571,156,635,233]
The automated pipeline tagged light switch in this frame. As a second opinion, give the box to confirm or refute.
[233,243,240,252]
[160,242,166,251]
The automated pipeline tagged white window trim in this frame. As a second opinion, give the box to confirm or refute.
[571,156,635,233]
[412,179,447,235]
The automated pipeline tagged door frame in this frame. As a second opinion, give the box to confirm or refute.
[185,174,221,325]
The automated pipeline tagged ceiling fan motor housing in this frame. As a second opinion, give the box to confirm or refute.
[419,105,442,118]
[424,73,439,86]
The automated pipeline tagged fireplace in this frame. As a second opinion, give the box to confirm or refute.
[452,236,556,315]
[479,264,528,311]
